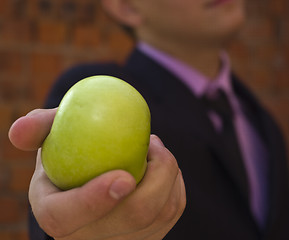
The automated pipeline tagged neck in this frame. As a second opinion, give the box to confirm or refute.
[140,38,224,80]
[170,46,222,80]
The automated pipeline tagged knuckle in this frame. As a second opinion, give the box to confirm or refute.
[180,178,187,213]
[160,194,186,224]
[35,203,68,238]
[37,211,65,238]
[79,179,111,213]
[81,193,98,213]
[153,141,175,163]
[127,203,156,230]
[181,193,187,212]
[160,193,180,223]
[168,152,178,169]
[160,175,187,223]
[162,149,179,175]
[161,203,179,223]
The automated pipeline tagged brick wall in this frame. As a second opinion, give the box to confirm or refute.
[0,0,288,239]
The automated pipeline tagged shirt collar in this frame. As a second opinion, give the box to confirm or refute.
[137,41,233,99]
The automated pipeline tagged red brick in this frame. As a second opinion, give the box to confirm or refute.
[28,52,64,102]
[281,18,289,44]
[0,76,29,102]
[15,102,41,120]
[228,40,250,62]
[283,46,289,70]
[15,229,29,240]
[37,19,68,45]
[2,137,37,162]
[27,0,58,19]
[246,0,267,17]
[228,41,252,81]
[26,0,40,19]
[0,104,13,134]
[262,96,289,123]
[30,75,57,103]
[0,51,23,75]
[13,102,41,120]
[74,0,98,24]
[96,5,114,26]
[268,0,287,16]
[9,164,35,193]
[57,0,77,21]
[272,67,289,90]
[0,0,12,18]
[249,65,273,92]
[253,44,279,64]
[263,96,289,153]
[0,0,8,15]
[104,28,134,63]
[0,20,32,43]
[0,231,14,240]
[106,28,133,52]
[0,228,29,240]
[72,24,101,48]
[29,52,63,76]
[0,161,10,191]
[0,196,20,223]
[241,18,275,42]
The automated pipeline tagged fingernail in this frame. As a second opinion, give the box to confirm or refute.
[26,109,44,117]
[26,108,57,117]
[109,177,135,200]
[151,135,164,147]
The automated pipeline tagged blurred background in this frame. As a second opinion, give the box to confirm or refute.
[0,0,288,239]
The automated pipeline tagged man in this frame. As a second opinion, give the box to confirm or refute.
[9,0,289,239]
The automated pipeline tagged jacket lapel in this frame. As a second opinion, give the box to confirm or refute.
[233,77,289,231]
[124,49,250,205]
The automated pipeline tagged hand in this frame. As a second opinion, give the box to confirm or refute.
[9,109,186,240]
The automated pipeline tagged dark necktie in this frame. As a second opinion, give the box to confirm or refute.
[202,90,239,136]
[202,90,249,204]
[202,90,269,229]
[203,90,233,130]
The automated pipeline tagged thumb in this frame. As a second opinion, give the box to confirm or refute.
[29,150,136,238]
[9,108,57,151]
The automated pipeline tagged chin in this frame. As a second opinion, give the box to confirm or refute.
[212,0,245,39]
[213,7,246,46]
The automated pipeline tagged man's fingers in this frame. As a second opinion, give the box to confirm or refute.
[117,170,186,240]
[92,135,180,236]
[27,130,182,239]
[29,150,136,238]
[8,108,57,151]
[126,135,179,225]
[38,172,136,238]
[147,170,186,239]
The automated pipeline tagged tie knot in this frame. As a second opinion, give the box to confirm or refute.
[203,90,233,121]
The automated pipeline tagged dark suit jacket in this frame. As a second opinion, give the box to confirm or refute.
[30,49,289,240]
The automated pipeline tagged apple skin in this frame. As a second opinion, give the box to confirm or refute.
[41,75,151,190]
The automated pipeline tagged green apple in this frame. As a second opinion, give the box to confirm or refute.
[41,75,151,190]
